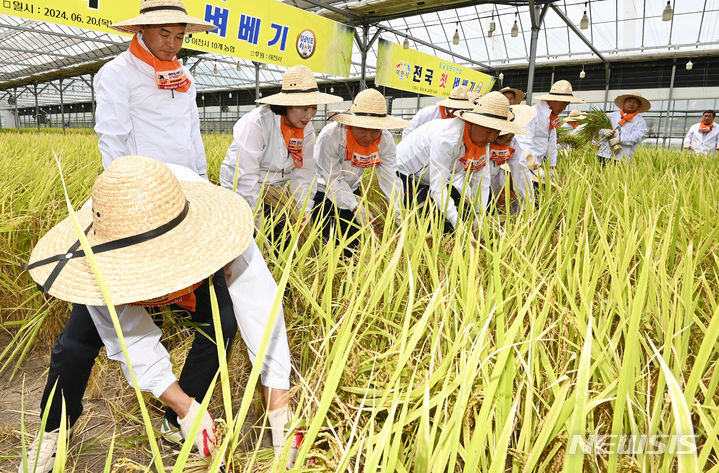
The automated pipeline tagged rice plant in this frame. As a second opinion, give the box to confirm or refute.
[2,131,718,473]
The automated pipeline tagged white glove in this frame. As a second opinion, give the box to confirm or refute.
[177,399,217,457]
[298,211,311,232]
[354,204,373,227]
[524,152,538,170]
[600,128,614,138]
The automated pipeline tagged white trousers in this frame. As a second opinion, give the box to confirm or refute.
[87,240,292,398]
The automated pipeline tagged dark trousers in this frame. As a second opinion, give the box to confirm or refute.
[397,172,430,208]
[312,190,363,257]
[40,268,237,431]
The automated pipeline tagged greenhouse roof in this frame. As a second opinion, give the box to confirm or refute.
[1,0,717,108]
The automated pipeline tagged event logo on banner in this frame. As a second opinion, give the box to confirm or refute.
[375,38,495,97]
[0,0,354,76]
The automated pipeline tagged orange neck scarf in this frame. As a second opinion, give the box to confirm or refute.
[618,108,639,126]
[129,34,190,92]
[280,118,304,167]
[459,123,488,172]
[345,127,382,168]
[699,121,715,133]
[439,106,451,119]
[131,281,204,312]
[549,113,561,130]
[489,143,515,166]
[568,121,580,129]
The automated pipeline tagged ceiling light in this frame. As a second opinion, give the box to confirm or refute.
[579,67,586,79]
[686,59,693,70]
[662,1,673,21]
[228,92,232,98]
[403,29,410,49]
[259,92,263,97]
[330,86,334,93]
[236,61,241,71]
[580,3,589,30]
[452,22,460,45]
[488,14,495,37]
[511,21,519,37]
[213,63,218,74]
[498,72,504,83]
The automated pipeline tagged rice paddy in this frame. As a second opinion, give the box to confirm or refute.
[2,130,719,472]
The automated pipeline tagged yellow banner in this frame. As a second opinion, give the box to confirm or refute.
[0,0,354,76]
[375,38,495,97]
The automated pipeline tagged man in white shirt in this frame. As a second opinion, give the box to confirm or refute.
[515,80,584,177]
[396,92,527,233]
[683,110,719,155]
[598,91,650,164]
[401,85,473,138]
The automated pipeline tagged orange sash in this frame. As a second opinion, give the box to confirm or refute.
[280,118,304,167]
[549,114,561,130]
[345,128,381,168]
[698,121,715,133]
[439,106,450,119]
[132,281,204,312]
[129,34,190,92]
[459,123,487,172]
[618,109,639,126]
[489,143,515,166]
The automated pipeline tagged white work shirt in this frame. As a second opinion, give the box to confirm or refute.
[597,111,647,161]
[314,121,403,219]
[219,105,317,212]
[683,122,719,155]
[94,34,206,174]
[402,104,444,138]
[398,118,489,228]
[515,100,558,167]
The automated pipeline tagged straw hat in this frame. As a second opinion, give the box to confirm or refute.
[25,156,253,306]
[436,85,474,110]
[614,91,651,113]
[453,91,528,135]
[257,65,342,106]
[498,104,535,136]
[110,0,217,34]
[329,88,409,130]
[499,87,526,104]
[467,91,481,105]
[534,80,585,103]
[564,109,587,122]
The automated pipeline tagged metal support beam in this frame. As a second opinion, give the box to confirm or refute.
[662,60,677,148]
[0,22,124,46]
[360,25,369,90]
[90,73,95,127]
[549,3,609,65]
[255,61,260,101]
[297,0,362,24]
[33,83,39,131]
[13,87,19,130]
[60,78,65,134]
[526,2,550,104]
[374,24,495,72]
[603,64,611,111]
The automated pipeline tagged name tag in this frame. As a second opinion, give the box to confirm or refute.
[155,67,188,90]
[348,151,381,168]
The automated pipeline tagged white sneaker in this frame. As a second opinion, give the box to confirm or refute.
[18,429,59,473]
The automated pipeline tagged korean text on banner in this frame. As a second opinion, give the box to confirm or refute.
[375,38,495,98]
[1,0,354,77]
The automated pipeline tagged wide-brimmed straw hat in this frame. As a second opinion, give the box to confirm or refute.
[534,80,585,104]
[329,89,409,130]
[436,85,474,110]
[467,91,481,105]
[25,156,253,306]
[453,91,528,135]
[499,104,535,136]
[110,0,217,34]
[564,109,587,122]
[614,91,651,113]
[499,87,526,104]
[257,65,342,106]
